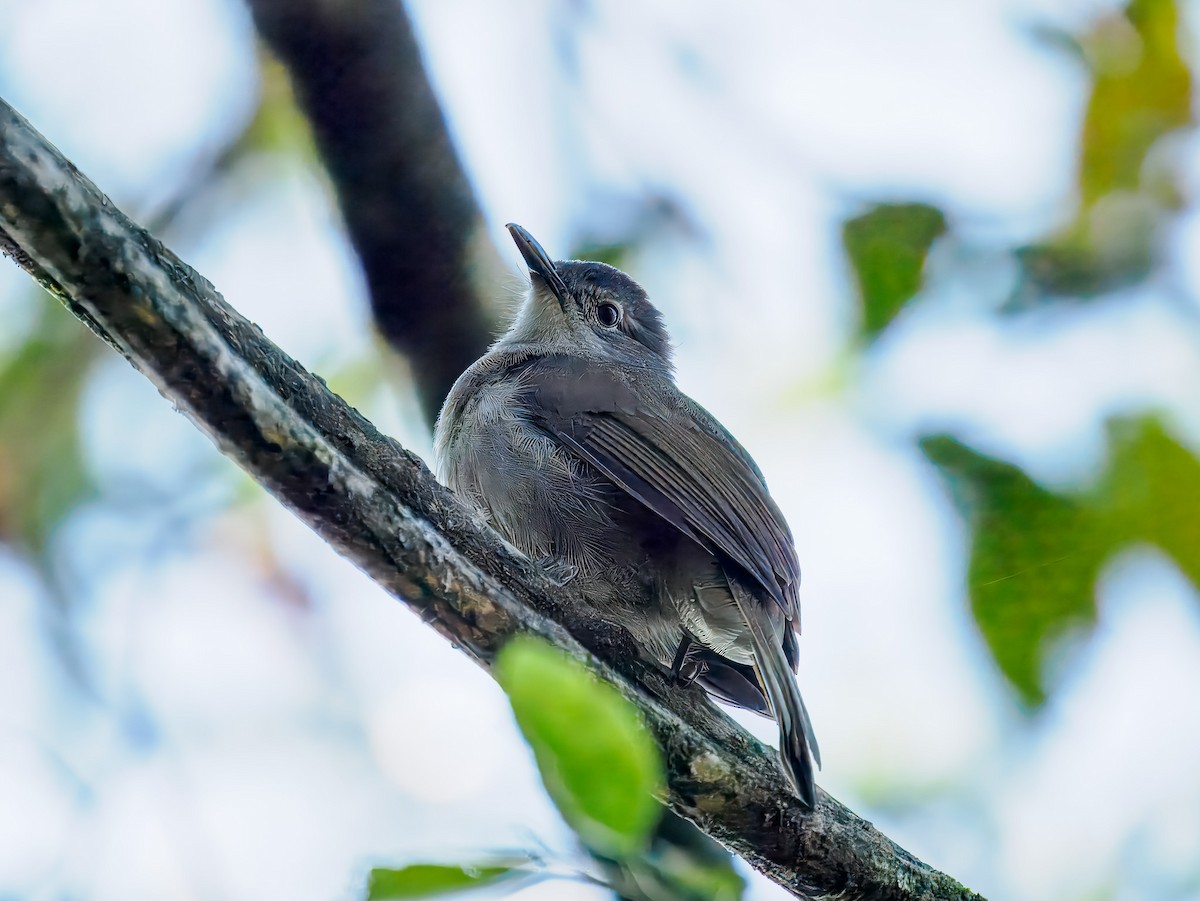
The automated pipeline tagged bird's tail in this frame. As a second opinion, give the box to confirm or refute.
[728,579,820,808]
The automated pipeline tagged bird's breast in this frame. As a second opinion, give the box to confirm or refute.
[437,369,640,577]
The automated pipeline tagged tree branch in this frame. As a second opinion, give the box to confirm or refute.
[0,98,984,901]
[243,0,497,424]
[243,3,738,890]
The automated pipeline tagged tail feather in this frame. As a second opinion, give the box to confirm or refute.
[727,575,819,807]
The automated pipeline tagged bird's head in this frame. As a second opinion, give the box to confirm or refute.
[500,223,673,372]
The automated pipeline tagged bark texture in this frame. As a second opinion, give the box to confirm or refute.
[0,97,985,901]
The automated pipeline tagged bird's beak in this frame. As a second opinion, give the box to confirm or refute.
[507,223,570,313]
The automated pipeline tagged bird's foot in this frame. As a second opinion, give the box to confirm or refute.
[675,659,707,687]
[668,635,706,688]
[538,558,579,587]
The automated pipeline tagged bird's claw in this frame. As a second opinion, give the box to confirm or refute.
[538,558,579,587]
[668,634,706,687]
[673,659,706,688]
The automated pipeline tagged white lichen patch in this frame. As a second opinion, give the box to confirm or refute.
[690,749,733,783]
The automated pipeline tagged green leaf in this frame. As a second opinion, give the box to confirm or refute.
[1103,417,1200,586]
[597,811,745,901]
[654,854,746,901]
[1012,0,1191,307]
[607,855,745,901]
[922,417,1200,705]
[0,301,98,552]
[842,202,946,340]
[366,863,519,900]
[1012,207,1154,303]
[495,636,664,857]
[1079,0,1190,206]
[920,436,1114,705]
[568,240,636,271]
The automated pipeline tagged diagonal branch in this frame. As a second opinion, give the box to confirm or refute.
[0,98,984,901]
[245,0,752,890]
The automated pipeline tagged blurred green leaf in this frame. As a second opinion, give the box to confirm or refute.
[241,50,320,161]
[842,203,946,340]
[1013,0,1190,305]
[1012,192,1157,302]
[0,301,98,552]
[366,863,520,900]
[648,812,744,901]
[596,809,745,901]
[1103,417,1200,586]
[651,853,745,901]
[1079,0,1190,206]
[495,636,664,858]
[922,416,1200,705]
[607,856,744,901]
[1012,240,1120,301]
[920,435,1112,705]
[569,240,636,271]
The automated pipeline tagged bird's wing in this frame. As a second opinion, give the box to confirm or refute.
[522,356,800,620]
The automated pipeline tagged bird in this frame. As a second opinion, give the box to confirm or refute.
[434,223,820,806]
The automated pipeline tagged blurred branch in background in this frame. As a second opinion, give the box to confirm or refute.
[245,0,498,424]
[0,97,985,901]
[243,3,741,897]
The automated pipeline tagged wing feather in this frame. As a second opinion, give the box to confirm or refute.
[524,357,800,619]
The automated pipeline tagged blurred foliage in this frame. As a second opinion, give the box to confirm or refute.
[921,435,1113,705]
[366,863,528,900]
[1,0,1197,897]
[1103,416,1200,588]
[1012,196,1156,301]
[569,194,700,273]
[570,240,635,271]
[1079,0,1190,206]
[241,49,320,162]
[600,826,745,901]
[495,636,665,859]
[0,301,98,555]
[146,50,317,236]
[843,202,946,340]
[368,637,739,901]
[922,417,1200,705]
[1014,0,1191,304]
[0,49,318,560]
[842,0,1200,709]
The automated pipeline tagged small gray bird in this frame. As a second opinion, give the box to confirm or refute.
[434,224,820,806]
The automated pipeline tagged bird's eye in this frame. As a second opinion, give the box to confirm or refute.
[596,302,622,328]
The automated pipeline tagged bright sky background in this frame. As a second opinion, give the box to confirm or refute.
[1,1,1199,900]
